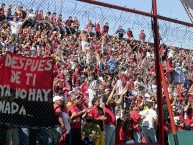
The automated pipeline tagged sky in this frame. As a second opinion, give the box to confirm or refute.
[100,0,193,23]
[1,0,193,49]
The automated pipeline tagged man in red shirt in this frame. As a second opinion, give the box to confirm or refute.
[89,97,107,145]
[90,97,107,123]
[103,86,117,145]
[103,84,128,145]
[127,28,134,40]
[72,67,81,91]
[166,58,174,83]
[139,30,146,42]
[67,95,88,145]
[38,10,44,21]
[0,3,5,21]
[95,20,101,39]
[130,103,141,143]
[51,12,57,28]
[86,20,94,33]
[184,100,193,130]
[102,22,109,34]
[65,16,73,35]
[53,96,65,145]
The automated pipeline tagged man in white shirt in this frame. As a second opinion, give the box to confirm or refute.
[7,16,27,44]
[139,102,158,143]
[27,9,36,27]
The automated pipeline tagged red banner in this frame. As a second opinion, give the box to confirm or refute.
[0,51,53,90]
[0,52,58,128]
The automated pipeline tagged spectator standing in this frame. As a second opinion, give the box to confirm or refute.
[82,116,101,145]
[103,84,127,145]
[72,16,80,32]
[95,20,101,39]
[126,28,134,40]
[115,25,125,39]
[139,102,158,143]
[67,95,89,145]
[51,12,57,28]
[6,4,14,20]
[65,16,73,35]
[139,30,146,42]
[102,22,109,34]
[14,6,24,21]
[184,100,193,130]
[107,55,115,73]
[100,33,108,54]
[89,97,107,145]
[79,29,89,52]
[0,3,5,21]
[45,11,51,22]
[103,86,116,145]
[61,105,71,145]
[174,62,183,83]
[72,67,81,92]
[130,103,141,143]
[166,58,174,83]
[57,13,63,29]
[27,9,36,27]
[52,96,65,145]
[86,20,94,33]
[7,16,27,45]
[38,10,44,21]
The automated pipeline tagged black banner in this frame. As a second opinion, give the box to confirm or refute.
[0,52,58,128]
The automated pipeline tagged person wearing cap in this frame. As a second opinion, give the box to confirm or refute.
[67,95,89,145]
[52,95,65,145]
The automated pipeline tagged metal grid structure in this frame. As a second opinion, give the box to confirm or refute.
[0,0,193,145]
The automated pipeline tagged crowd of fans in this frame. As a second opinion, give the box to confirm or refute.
[1,3,193,145]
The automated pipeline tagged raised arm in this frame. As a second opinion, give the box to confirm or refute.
[115,84,129,105]
[106,83,117,106]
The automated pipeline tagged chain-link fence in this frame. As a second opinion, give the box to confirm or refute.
[0,0,193,145]
[1,0,193,48]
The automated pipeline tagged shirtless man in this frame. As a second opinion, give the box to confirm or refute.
[79,29,88,52]
[100,33,108,54]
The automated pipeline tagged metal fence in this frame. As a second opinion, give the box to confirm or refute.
[0,0,193,145]
[1,0,193,48]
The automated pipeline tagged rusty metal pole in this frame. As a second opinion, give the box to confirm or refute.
[152,0,164,145]
[160,64,179,145]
